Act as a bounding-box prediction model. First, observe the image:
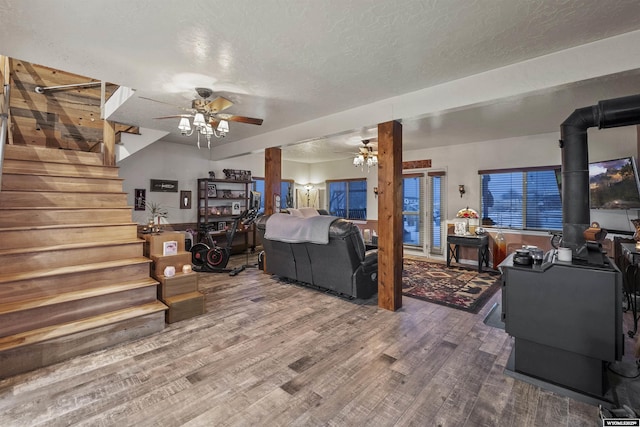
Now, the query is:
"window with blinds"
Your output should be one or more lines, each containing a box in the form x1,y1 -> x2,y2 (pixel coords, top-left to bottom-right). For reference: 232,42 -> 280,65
402,175 -> 422,246
252,179 -> 294,214
429,173 -> 444,254
327,179 -> 367,219
479,167 -> 562,231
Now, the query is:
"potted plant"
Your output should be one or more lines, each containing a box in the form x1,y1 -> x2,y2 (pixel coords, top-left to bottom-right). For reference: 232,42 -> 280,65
146,201 -> 168,232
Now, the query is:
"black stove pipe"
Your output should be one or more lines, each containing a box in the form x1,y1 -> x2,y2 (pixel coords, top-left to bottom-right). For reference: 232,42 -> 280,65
561,94 -> 640,252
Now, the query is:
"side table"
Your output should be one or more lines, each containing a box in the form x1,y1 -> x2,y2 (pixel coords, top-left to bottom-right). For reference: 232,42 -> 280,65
446,234 -> 490,272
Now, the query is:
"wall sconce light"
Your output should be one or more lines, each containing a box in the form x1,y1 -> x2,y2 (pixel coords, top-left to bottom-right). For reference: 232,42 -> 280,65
304,184 -> 313,207
458,184 -> 465,198
373,187 -> 379,197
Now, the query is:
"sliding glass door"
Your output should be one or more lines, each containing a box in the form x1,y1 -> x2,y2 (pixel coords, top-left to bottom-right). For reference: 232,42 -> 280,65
402,175 -> 422,247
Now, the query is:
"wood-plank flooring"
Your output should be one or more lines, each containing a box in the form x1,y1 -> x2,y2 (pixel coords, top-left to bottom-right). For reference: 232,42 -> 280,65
0,254 -> 637,426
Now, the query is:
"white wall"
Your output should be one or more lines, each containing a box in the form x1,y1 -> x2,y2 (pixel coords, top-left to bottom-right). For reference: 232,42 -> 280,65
403,126 -> 639,232
119,142 -> 313,224
119,141 -> 212,225
304,126 -> 638,232
120,126 -> 639,232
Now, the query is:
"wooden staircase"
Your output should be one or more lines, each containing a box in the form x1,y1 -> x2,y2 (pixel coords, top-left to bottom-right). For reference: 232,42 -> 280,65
0,144 -> 167,378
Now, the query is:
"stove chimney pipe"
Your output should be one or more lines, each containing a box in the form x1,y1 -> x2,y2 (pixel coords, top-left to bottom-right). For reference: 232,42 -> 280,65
560,94 -> 640,252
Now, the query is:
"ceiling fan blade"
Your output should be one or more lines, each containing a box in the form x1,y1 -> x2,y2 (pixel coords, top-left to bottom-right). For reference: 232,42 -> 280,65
139,96 -> 193,112
153,114 -> 194,119
216,113 -> 264,125
204,96 -> 234,113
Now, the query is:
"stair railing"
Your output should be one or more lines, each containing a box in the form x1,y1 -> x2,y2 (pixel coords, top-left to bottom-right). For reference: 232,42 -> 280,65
0,82 -> 9,191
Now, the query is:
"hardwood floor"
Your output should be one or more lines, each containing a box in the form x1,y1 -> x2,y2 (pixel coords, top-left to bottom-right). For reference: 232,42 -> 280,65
0,254 -> 637,426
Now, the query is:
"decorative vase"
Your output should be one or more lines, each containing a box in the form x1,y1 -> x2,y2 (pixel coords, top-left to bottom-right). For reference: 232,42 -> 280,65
164,266 -> 176,277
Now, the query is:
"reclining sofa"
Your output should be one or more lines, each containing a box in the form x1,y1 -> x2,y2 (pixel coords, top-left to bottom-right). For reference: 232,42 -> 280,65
255,212 -> 378,299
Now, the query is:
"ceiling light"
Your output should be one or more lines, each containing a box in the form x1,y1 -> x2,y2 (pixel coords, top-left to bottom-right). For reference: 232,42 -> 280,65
217,120 -> 229,133
353,148 -> 377,172
178,117 -> 191,134
178,114 -> 228,149
192,113 -> 206,127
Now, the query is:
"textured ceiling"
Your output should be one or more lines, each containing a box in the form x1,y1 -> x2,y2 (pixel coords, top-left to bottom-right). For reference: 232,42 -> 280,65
1,0 -> 640,162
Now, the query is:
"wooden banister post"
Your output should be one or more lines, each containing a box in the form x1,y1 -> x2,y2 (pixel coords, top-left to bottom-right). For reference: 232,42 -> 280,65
103,119 -> 116,166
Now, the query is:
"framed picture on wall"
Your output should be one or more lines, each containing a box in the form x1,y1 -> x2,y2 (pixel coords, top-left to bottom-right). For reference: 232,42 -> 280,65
134,189 -> 146,211
180,190 -> 192,209
218,221 -> 226,231
150,179 -> 178,192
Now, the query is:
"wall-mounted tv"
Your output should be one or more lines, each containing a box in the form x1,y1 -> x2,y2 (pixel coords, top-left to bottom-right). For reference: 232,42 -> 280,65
589,156 -> 640,209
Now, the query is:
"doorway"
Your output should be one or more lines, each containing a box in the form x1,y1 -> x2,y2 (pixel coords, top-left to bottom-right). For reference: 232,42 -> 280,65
402,172 -> 445,256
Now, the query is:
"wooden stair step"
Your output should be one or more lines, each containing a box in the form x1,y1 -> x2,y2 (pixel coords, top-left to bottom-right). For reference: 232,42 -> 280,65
0,207 -> 132,226
0,301 -> 168,352
0,190 -> 128,208
0,240 -> 145,275
0,261 -> 153,304
3,158 -> 120,179
0,223 -> 138,250
0,282 -> 160,337
0,279 -> 158,316
0,257 -> 152,285
0,222 -> 136,232
1,173 -> 124,193
0,239 -> 142,256
3,144 -> 104,166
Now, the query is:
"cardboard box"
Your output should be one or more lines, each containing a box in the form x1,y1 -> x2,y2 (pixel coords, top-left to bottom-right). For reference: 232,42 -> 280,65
143,232 -> 185,257
165,291 -> 205,323
150,252 -> 192,277
157,272 -> 198,299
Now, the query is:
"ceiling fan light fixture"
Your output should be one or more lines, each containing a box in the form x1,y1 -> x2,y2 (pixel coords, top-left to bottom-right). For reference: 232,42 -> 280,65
353,139 -> 378,172
217,119 -> 229,133
178,117 -> 191,134
192,113 -> 206,127
202,123 -> 214,135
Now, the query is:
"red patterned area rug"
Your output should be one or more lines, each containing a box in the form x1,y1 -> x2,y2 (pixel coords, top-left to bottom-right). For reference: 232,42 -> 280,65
402,259 -> 502,313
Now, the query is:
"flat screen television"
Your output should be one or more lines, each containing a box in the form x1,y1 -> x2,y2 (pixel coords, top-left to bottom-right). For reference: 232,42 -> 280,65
589,156 -> 640,209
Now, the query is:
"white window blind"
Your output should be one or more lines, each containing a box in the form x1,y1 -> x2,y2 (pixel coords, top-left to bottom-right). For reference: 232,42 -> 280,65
479,167 -> 561,231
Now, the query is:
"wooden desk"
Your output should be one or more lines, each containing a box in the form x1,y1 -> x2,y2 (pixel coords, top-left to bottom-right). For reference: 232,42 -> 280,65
447,234 -> 490,272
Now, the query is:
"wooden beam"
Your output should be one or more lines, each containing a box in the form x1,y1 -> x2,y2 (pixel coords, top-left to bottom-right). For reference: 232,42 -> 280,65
377,120 -> 403,311
264,147 -> 282,215
403,159 -> 431,169
103,120 -> 116,166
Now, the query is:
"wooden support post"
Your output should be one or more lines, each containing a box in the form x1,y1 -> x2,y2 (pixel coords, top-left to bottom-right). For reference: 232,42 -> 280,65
103,119 -> 116,166
265,147 -> 282,215
377,120 -> 403,311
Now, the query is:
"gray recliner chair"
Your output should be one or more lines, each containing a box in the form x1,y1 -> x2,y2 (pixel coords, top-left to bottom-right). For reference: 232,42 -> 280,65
255,214 -> 378,299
